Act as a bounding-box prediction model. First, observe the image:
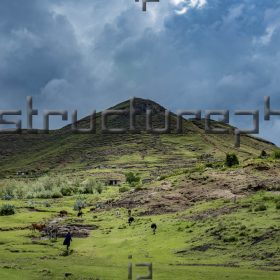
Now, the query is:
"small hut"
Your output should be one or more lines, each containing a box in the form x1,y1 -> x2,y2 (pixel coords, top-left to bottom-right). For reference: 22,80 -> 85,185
107,179 -> 121,186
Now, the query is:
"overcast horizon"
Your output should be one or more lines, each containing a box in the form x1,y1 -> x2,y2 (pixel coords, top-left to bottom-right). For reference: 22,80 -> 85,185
1,0 -> 280,145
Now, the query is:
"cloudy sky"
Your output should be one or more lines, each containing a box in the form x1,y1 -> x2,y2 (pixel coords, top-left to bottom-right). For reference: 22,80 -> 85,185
1,0 -> 280,144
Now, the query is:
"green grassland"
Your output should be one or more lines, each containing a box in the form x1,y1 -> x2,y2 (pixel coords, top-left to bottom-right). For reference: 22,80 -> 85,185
0,188 -> 279,280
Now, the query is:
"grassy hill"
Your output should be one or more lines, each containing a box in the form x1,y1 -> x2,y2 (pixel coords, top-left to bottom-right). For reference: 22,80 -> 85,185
0,98 -> 275,179
0,98 -> 279,280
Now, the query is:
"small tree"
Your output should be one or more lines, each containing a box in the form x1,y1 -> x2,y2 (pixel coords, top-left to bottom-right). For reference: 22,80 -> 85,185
225,153 -> 239,167
95,181 -> 104,194
125,172 -> 140,186
0,204 -> 15,216
260,150 -> 268,158
2,185 -> 15,200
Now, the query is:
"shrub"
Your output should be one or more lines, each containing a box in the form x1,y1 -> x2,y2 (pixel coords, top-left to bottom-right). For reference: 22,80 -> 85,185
273,149 -> 280,159
1,184 -> 15,200
125,172 -> 140,186
61,185 -> 75,196
1,194 -> 13,201
260,150 -> 268,158
82,178 -> 95,194
73,199 -> 86,211
0,204 -> 15,216
223,236 -> 238,242
255,203 -> 267,212
36,176 -> 54,191
159,175 -> 167,180
119,186 -> 130,193
276,201 -> 280,210
44,202 -> 51,208
51,190 -> 63,199
225,153 -> 239,167
14,186 -> 25,199
95,181 -> 104,194
82,178 -> 104,194
26,192 -> 35,199
262,194 -> 274,201
134,184 -> 143,191
36,190 -> 52,199
0,176 -> 100,200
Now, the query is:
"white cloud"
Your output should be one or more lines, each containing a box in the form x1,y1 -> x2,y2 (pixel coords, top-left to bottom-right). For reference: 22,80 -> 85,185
254,25 -> 276,46
171,0 -> 207,15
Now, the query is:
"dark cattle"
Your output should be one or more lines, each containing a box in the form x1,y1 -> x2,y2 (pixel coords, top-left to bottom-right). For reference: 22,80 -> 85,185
128,217 -> 134,226
77,211 -> 84,218
128,209 -> 132,217
151,223 -> 157,235
59,210 -> 68,217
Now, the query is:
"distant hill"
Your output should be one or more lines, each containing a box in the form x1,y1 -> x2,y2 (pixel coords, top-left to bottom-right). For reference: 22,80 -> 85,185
0,98 -> 276,178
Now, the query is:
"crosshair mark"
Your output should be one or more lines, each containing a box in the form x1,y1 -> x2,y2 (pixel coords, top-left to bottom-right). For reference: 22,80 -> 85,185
135,0 -> 160,12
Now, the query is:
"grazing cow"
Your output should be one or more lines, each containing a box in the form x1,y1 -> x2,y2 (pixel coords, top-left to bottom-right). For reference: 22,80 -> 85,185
151,223 -> 157,235
31,223 -> 46,232
77,211 -> 84,218
59,210 -> 68,217
128,217 -> 134,226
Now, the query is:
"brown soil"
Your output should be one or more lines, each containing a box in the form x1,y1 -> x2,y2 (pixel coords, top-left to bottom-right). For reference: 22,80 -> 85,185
113,163 -> 280,215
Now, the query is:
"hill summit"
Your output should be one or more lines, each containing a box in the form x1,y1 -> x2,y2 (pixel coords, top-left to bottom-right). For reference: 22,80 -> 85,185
0,98 -> 275,178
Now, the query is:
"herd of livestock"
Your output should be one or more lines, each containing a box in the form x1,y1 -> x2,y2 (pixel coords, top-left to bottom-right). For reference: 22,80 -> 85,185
30,208 -> 158,242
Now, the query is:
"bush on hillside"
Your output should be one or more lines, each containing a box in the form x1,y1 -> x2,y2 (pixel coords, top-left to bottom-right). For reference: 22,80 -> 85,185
273,149 -> 280,159
73,199 -> 87,211
0,176 -> 104,200
81,178 -> 104,194
119,186 -> 130,193
225,153 -> 239,167
1,193 -> 13,201
276,201 -> 280,210
1,185 -> 15,200
81,178 -> 96,194
223,236 -> 238,242
255,203 -> 267,212
95,181 -> 104,194
0,204 -> 15,216
61,185 -> 75,196
125,172 -> 140,186
134,184 -> 144,191
51,190 -> 63,198
260,150 -> 268,158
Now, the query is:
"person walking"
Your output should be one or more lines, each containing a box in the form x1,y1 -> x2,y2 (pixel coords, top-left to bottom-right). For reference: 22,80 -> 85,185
63,231 -> 72,251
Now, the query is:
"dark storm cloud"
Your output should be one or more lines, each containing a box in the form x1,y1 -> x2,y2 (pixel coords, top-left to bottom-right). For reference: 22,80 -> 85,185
0,0 -> 280,143
0,0 -> 83,109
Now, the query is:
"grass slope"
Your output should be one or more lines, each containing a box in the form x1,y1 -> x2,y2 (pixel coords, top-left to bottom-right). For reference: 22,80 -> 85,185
0,98 -> 276,178
0,189 -> 279,280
